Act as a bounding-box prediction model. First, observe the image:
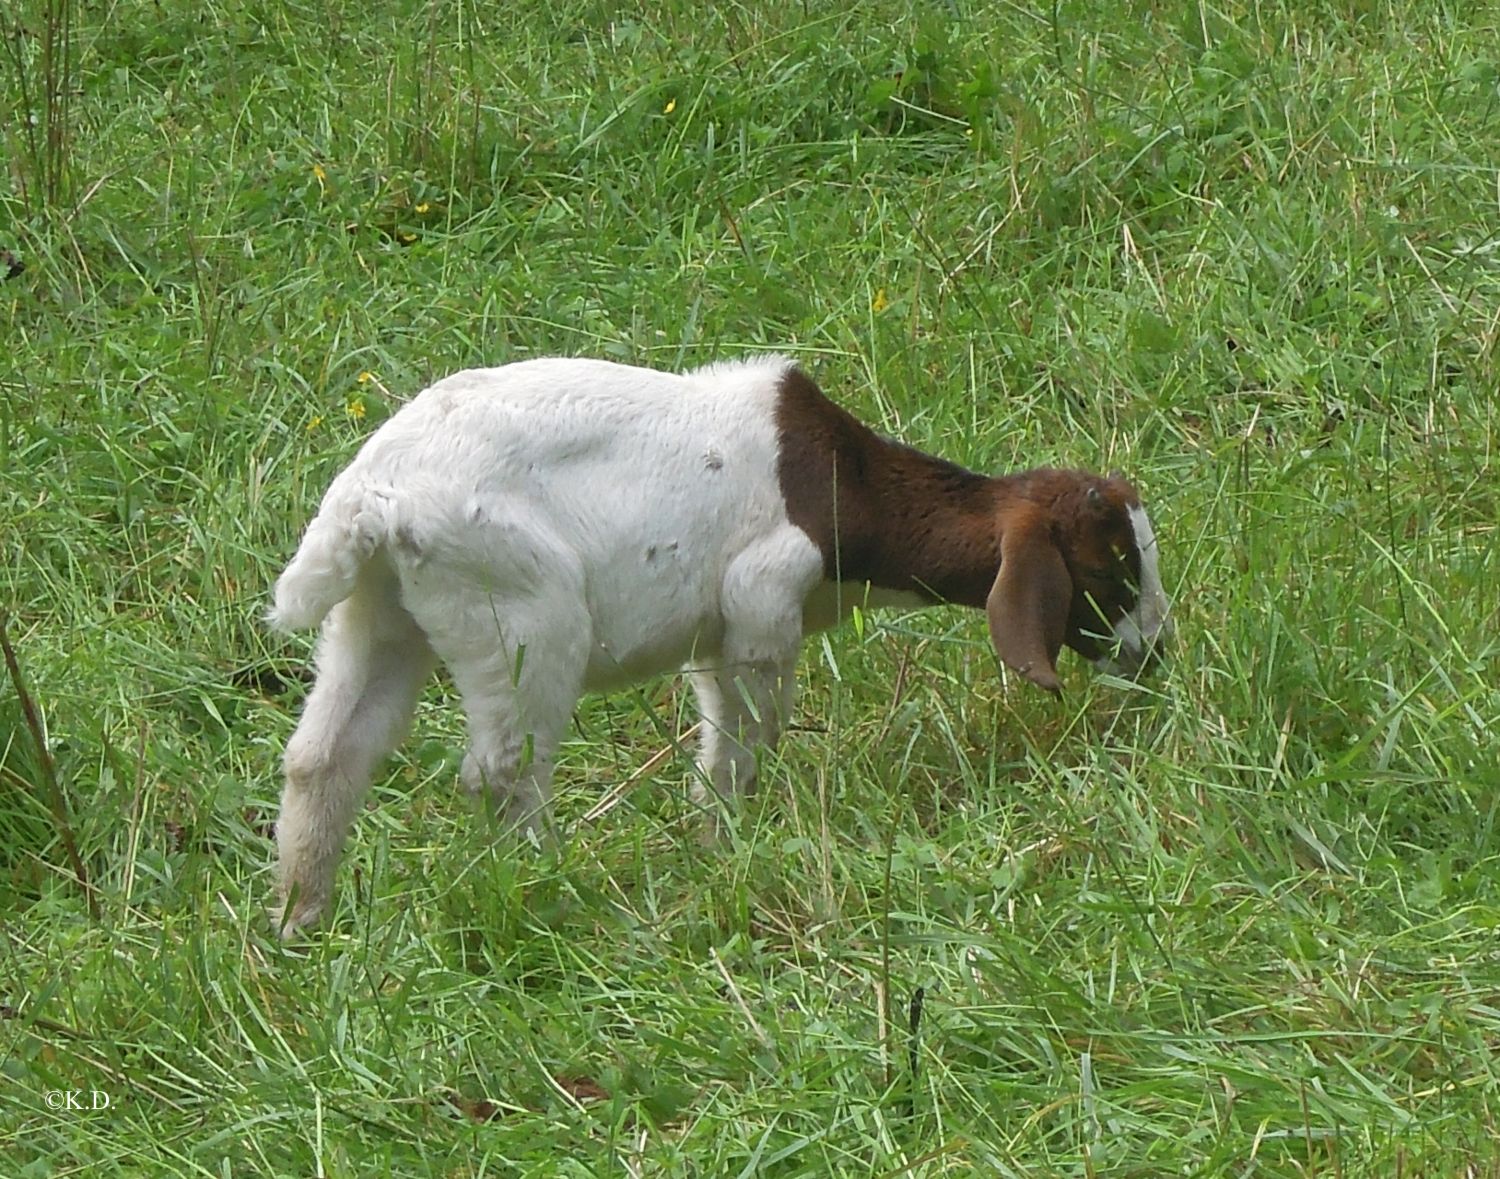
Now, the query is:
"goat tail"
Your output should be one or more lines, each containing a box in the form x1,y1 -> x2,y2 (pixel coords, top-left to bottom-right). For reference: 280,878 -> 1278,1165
266,478 -> 392,632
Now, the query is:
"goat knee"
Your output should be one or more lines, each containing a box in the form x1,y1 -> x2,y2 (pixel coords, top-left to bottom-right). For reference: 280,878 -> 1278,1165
461,743 -> 555,839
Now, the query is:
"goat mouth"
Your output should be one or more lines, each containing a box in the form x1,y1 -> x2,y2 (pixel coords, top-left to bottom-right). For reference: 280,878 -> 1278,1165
1088,605 -> 1173,678
1092,632 -> 1168,679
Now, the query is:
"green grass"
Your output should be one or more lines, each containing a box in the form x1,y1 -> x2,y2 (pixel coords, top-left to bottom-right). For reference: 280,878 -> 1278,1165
3,0 -> 1499,1173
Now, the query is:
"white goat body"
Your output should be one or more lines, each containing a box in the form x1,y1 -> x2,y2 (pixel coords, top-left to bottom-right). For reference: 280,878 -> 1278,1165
269,355 -> 1169,934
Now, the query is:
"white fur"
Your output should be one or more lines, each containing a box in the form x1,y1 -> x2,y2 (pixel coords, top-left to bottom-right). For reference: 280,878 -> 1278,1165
269,356 -> 824,934
1099,504 -> 1171,672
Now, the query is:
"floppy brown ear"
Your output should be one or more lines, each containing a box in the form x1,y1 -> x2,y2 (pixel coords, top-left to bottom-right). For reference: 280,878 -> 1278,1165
986,518 -> 1072,693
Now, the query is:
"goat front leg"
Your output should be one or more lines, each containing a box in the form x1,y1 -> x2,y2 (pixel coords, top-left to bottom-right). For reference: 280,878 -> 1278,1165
686,657 -> 798,817
689,526 -> 819,831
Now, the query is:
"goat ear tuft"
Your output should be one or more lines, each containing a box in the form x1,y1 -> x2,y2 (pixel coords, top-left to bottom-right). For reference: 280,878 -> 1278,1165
986,516 -> 1071,693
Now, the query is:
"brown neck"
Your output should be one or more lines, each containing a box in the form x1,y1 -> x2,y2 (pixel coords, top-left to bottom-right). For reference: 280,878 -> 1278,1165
775,368 -> 1005,608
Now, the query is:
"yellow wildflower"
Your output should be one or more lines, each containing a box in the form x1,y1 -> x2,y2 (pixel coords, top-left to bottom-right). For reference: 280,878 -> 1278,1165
306,414 -> 324,432
664,98 -> 677,114
346,397 -> 366,420
415,202 -> 431,214
872,287 -> 888,314
312,162 -> 327,194
357,371 -> 373,384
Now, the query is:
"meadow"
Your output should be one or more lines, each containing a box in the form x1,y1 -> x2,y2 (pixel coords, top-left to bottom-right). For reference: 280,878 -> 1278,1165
3,0 -> 1498,1173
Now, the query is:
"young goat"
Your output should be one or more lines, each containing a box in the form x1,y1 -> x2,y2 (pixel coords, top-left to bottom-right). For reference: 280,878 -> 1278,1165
268,355 -> 1171,934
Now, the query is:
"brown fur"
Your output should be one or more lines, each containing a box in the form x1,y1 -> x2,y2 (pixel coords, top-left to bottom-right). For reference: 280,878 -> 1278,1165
774,366 -> 1149,691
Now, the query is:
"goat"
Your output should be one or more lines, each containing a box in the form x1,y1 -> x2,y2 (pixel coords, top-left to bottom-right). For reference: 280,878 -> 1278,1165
267,355 -> 1171,934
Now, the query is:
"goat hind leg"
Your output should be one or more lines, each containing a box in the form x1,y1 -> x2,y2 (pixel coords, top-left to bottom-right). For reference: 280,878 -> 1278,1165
273,589 -> 434,936
418,591 -> 589,844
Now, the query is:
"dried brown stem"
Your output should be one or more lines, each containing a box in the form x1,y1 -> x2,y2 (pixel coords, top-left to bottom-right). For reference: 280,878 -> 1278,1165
0,610 -> 98,920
